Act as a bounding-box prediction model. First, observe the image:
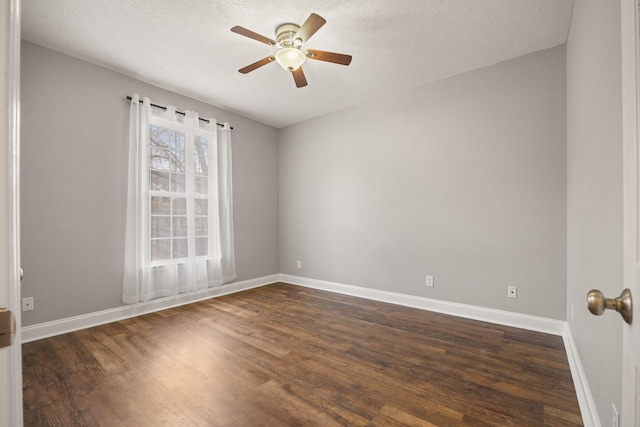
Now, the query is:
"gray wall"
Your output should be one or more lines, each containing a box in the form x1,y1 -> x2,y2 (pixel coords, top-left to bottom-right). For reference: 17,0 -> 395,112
20,41 -> 280,326
279,46 -> 567,319
21,41 -> 569,325
566,0 -> 623,422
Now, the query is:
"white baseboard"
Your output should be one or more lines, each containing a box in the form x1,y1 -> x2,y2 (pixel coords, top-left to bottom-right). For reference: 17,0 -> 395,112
21,274 -> 279,343
21,273 -> 566,341
562,324 -> 601,427
279,274 -> 566,336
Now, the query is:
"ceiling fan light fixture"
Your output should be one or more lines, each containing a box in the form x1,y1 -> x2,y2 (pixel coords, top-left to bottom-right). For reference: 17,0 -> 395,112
275,47 -> 305,71
232,13 -> 351,87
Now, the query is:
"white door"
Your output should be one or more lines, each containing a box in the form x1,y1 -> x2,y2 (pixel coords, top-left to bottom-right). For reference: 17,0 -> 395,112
0,0 -> 22,426
622,0 -> 640,425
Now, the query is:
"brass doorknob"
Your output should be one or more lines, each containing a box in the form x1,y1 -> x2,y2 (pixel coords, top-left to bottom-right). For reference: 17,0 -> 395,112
587,288 -> 633,325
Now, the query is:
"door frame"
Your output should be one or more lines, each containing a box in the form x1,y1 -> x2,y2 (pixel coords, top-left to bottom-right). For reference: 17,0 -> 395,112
621,0 -> 640,425
1,0 -> 22,425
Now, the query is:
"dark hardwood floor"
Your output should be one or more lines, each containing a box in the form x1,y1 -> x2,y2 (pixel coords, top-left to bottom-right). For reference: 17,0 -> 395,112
22,282 -> 583,426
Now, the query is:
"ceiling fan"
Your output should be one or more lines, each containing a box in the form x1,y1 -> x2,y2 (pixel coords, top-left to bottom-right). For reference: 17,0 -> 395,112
231,13 -> 352,88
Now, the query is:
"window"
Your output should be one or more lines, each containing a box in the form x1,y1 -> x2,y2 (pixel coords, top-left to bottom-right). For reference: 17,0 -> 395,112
149,125 -> 187,261
148,125 -> 212,263
123,95 -> 235,304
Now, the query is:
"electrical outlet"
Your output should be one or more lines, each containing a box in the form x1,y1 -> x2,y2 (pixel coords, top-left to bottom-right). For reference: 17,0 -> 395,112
296,260 -> 302,269
507,286 -> 517,299
426,275 -> 434,287
22,297 -> 34,312
612,403 -> 619,427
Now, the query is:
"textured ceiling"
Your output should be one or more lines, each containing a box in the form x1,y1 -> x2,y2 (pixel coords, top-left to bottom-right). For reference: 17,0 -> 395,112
21,0 -> 574,128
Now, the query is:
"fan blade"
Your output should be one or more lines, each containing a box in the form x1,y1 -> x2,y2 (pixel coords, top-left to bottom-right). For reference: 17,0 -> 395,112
231,26 -> 277,46
305,49 -> 352,66
239,56 -> 275,74
292,67 -> 308,88
294,13 -> 326,44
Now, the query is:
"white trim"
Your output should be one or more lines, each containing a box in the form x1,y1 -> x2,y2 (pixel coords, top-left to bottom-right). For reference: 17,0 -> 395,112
621,1 -> 640,426
23,273 -> 570,340
279,274 -> 565,336
5,0 -> 22,426
21,274 -> 279,343
563,324 -> 600,427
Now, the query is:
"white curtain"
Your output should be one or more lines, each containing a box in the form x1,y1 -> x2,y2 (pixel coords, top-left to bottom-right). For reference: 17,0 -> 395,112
123,94 -> 236,304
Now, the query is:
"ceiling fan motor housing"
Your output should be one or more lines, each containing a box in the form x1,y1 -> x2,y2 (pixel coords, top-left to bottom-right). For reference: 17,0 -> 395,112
276,23 -> 302,47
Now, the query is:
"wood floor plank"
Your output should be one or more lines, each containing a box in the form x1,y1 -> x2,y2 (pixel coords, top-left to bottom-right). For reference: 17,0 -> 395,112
23,282 -> 583,426
379,405 -> 445,426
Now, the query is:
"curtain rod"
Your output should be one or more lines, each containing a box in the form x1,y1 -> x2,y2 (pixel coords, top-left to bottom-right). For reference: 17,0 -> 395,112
125,96 -> 233,130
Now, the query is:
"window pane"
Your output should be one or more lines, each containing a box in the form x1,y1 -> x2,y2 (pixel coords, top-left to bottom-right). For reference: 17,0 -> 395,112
150,125 -> 169,148
196,237 -> 208,257
150,147 -> 171,170
195,198 -> 208,215
172,132 -> 185,151
151,216 -> 170,238
173,197 -> 186,215
173,216 -> 188,237
172,173 -> 186,192
171,149 -> 185,173
194,136 -> 208,175
195,176 -> 208,195
151,196 -> 171,215
151,126 -> 183,149
173,238 -> 188,258
151,126 -> 186,173
195,217 -> 208,236
151,239 -> 171,261
150,170 -> 170,191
